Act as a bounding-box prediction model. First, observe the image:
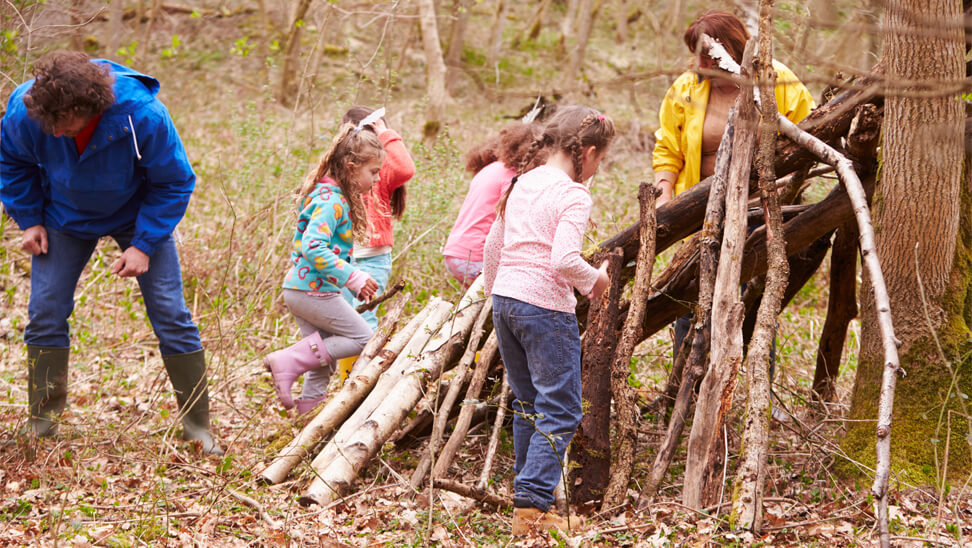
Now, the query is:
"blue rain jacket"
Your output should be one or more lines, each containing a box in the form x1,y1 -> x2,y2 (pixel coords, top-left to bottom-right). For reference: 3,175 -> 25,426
0,60 -> 195,256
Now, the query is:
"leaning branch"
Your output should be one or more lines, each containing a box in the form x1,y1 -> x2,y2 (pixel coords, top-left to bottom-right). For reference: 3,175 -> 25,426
776,114 -> 902,547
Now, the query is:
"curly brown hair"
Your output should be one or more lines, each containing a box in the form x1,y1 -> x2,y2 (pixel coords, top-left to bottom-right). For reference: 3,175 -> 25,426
464,122 -> 538,174
22,51 -> 115,133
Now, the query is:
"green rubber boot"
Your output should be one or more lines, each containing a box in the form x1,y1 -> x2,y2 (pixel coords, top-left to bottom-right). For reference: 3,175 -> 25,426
162,349 -> 224,456
27,345 -> 70,437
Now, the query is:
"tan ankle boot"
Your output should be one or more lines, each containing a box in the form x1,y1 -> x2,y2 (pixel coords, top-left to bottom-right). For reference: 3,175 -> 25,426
512,507 -> 586,536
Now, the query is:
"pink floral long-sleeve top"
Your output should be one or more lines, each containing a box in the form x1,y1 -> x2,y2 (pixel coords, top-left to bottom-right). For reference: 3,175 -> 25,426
483,165 -> 600,313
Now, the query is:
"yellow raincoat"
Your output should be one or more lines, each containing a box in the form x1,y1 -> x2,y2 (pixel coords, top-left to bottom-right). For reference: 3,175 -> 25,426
652,60 -> 815,197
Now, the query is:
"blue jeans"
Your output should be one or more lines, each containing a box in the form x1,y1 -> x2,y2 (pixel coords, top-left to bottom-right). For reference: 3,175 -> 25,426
341,252 -> 391,330
492,295 -> 582,512
26,227 -> 201,355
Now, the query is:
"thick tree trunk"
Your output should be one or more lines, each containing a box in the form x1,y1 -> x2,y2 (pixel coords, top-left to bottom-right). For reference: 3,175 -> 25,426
846,2 -> 970,544
444,0 -> 472,91
571,249 -> 624,503
561,0 -> 596,87
277,0 -> 313,107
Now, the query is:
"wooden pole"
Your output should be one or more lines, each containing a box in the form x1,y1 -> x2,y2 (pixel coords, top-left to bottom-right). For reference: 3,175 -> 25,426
731,2 -> 787,529
683,39 -> 758,510
601,181 -> 658,512
776,114 -> 901,547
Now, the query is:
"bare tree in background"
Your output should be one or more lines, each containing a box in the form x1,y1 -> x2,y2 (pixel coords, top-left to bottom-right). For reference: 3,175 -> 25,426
277,0 -> 313,107
444,0 -> 472,92
560,0 -> 596,88
416,0 -> 448,142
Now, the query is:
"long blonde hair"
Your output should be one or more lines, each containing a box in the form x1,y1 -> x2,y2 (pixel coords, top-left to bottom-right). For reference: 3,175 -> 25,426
297,122 -> 384,242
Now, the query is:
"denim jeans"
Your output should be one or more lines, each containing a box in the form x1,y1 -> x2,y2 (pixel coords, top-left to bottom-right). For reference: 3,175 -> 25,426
492,295 -> 582,512
26,227 -> 201,355
340,252 -> 391,330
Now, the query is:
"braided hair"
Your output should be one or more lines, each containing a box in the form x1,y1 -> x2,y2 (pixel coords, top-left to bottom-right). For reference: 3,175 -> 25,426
496,106 -> 615,218
297,123 -> 385,242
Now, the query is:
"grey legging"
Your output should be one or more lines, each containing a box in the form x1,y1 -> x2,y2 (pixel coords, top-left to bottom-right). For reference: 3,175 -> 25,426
283,289 -> 373,399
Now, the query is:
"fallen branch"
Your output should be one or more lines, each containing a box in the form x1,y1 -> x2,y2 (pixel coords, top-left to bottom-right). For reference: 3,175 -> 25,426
300,282 -> 487,506
356,280 -> 406,313
411,296 -> 494,489
432,478 -> 510,508
601,181 -> 657,512
477,377 -> 510,491
777,114 -> 901,548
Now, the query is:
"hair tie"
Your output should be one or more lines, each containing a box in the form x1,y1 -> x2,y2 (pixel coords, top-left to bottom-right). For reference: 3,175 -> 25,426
598,115 -> 606,121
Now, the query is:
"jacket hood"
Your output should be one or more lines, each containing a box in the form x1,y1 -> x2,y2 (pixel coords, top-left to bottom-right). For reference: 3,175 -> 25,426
93,59 -> 161,111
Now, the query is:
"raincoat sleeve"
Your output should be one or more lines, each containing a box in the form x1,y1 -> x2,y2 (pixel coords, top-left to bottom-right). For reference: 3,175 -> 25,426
0,89 -> 45,229
652,77 -> 688,176
128,102 -> 196,256
773,61 -> 816,124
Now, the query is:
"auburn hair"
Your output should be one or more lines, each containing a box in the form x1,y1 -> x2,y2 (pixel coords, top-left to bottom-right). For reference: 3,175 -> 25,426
684,9 -> 750,65
464,122 -> 538,174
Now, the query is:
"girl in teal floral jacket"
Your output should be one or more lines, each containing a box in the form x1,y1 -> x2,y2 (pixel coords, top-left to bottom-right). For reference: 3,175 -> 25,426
264,123 -> 383,414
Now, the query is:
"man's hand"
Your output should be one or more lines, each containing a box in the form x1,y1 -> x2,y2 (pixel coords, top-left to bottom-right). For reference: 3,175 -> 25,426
111,247 -> 150,277
358,277 -> 380,303
21,225 -> 49,255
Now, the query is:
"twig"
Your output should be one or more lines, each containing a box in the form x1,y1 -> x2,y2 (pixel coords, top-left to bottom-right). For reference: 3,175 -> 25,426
431,478 -> 509,508
227,488 -> 281,528
476,377 -> 510,491
356,280 -> 406,313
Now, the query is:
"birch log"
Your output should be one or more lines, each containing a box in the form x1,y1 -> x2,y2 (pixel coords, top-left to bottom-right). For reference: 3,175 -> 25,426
731,6 -> 787,530
410,297 -> 494,489
776,114 -> 901,547
301,285 -> 487,506
305,298 -> 456,475
600,183 -> 658,512
683,40 -> 758,510
258,296 -> 416,485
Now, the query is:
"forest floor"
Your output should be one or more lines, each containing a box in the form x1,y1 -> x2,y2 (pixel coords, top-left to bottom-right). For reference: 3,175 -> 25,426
1,1 -> 971,546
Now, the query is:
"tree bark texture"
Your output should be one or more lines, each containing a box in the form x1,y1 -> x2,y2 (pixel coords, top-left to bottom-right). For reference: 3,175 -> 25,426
731,8 -> 786,530
561,0 -> 595,87
683,40 -> 758,510
571,248 -> 624,504
846,1 -> 969,544
276,0 -> 312,107
601,183 -> 657,512
444,0 -> 472,91
416,0 -> 448,141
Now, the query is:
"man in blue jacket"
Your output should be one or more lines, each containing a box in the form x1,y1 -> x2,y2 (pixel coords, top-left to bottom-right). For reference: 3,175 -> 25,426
1,51 -> 222,455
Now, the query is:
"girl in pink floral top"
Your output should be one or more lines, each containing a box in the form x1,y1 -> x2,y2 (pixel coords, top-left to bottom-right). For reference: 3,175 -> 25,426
264,122 -> 383,414
482,106 -> 614,534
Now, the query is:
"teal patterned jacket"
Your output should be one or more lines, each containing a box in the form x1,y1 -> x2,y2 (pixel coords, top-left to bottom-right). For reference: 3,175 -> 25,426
283,177 -> 359,292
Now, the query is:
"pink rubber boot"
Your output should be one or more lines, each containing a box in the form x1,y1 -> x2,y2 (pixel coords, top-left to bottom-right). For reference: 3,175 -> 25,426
263,332 -> 331,409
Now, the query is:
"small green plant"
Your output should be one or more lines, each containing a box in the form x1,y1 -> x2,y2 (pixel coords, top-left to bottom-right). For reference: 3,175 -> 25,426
161,34 -> 181,59
115,41 -> 138,66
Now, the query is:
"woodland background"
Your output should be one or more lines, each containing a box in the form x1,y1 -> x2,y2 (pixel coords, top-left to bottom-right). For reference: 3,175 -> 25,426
0,0 -> 969,546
